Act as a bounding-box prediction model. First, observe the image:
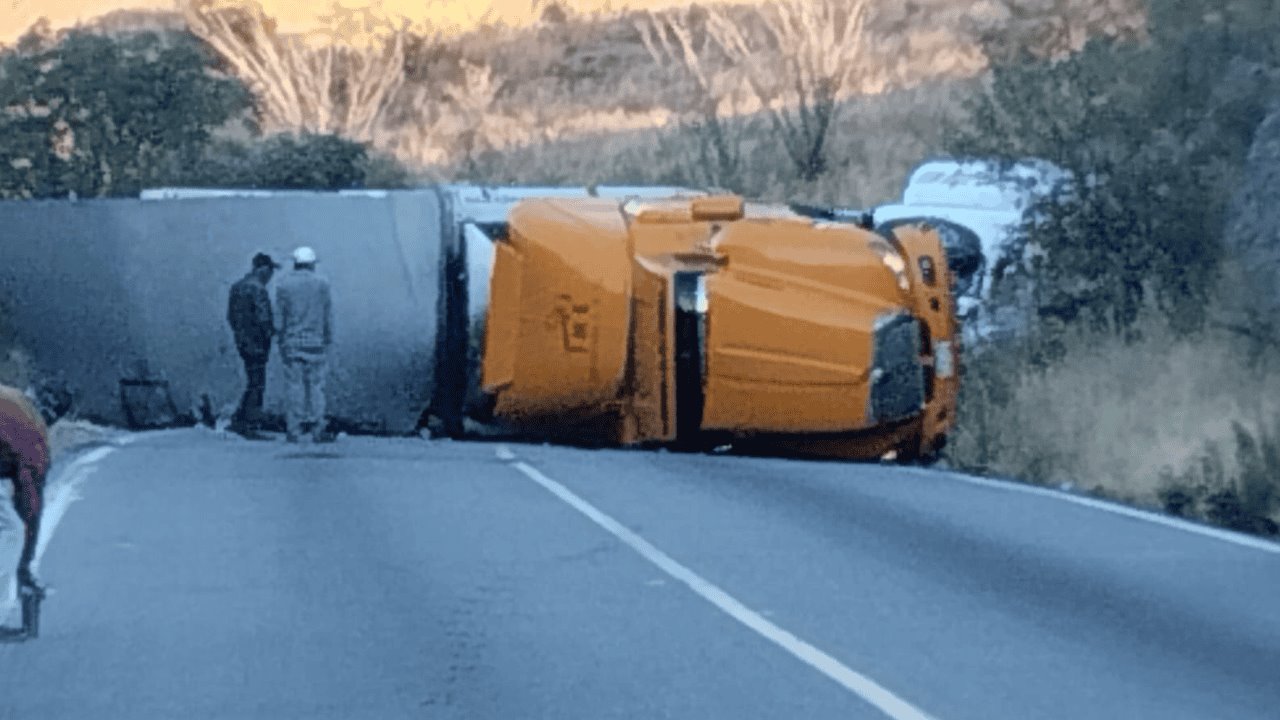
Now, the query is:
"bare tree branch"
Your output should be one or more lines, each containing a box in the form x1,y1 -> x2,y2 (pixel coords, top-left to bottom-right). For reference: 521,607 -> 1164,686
180,0 -> 408,143
635,8 -> 744,189
702,0 -> 875,181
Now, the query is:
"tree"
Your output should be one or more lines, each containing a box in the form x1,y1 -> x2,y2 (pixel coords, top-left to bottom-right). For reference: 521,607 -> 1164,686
635,7 -> 745,189
0,26 -> 251,199
181,0 -> 410,143
967,0 -> 1147,64
948,1 -> 1280,337
249,132 -> 369,189
701,0 -> 876,182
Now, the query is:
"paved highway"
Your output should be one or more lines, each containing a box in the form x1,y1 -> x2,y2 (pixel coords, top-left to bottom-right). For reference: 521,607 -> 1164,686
2,429 -> 1277,719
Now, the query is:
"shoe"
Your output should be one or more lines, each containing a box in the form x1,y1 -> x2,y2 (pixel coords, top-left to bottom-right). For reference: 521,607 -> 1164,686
0,626 -> 27,643
18,585 -> 45,602
285,433 -> 301,444
313,431 -> 337,444
18,570 -> 45,598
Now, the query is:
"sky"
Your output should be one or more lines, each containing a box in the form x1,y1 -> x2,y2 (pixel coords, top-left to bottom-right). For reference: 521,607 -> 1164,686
1,0 -> 706,42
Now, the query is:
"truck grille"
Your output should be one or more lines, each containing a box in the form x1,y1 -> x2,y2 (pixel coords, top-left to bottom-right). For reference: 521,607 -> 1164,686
868,313 -> 926,424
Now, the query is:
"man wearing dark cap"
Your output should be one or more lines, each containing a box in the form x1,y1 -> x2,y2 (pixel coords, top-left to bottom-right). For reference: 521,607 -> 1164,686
226,253 -> 279,438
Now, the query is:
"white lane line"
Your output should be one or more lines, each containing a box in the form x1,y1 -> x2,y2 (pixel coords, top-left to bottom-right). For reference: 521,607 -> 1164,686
911,468 -> 1280,555
34,443 -> 127,571
496,446 -> 937,720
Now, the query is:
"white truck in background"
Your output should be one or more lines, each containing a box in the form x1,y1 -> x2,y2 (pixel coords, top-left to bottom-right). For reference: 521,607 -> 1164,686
873,158 -> 1070,348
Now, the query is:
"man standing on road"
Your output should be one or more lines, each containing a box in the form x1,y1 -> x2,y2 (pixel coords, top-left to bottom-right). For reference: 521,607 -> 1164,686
0,383 -> 69,639
275,246 -> 334,444
226,253 -> 279,439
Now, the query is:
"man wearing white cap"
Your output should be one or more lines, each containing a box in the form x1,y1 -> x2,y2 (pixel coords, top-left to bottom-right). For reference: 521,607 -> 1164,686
275,246 -> 334,443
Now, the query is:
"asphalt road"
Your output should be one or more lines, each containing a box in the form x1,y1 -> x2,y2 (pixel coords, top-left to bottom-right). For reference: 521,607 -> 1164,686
2,429 -> 1278,720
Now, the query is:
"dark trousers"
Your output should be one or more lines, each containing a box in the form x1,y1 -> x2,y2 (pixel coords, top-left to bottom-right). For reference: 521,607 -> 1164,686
234,352 -> 268,429
3,476 -> 42,587
18,506 -> 38,584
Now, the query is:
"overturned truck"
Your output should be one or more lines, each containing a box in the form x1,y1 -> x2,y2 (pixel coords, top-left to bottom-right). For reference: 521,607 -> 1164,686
451,192 -> 960,462
0,185 -> 959,461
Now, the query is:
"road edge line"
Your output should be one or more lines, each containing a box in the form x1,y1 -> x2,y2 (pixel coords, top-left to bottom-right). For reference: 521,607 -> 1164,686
912,468 -> 1280,555
497,446 -> 938,720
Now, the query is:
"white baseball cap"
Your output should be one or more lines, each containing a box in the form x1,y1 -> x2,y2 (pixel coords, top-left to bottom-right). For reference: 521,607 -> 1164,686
292,246 -> 317,264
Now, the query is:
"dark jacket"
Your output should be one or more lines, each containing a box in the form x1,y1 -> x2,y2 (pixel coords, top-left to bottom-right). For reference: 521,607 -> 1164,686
227,273 -> 275,359
275,269 -> 333,354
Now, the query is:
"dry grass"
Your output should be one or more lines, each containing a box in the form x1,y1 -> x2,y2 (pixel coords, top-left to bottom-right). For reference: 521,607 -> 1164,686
369,0 -> 1140,173
948,311 -> 1280,530
443,75 -> 976,207
163,0 -> 1062,179
404,1 -> 991,175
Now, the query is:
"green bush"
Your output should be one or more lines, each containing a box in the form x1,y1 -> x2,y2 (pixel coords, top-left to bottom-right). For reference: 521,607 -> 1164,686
455,77 -> 972,208
0,26 -> 251,199
188,133 -> 410,191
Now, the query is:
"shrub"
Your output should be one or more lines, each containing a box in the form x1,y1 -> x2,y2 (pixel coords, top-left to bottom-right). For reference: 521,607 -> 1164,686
186,132 -> 413,190
948,0 -> 1280,338
1157,416 -> 1280,535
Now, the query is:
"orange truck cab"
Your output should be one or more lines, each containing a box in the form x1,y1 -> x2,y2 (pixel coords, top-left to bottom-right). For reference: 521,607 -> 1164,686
452,192 -> 959,462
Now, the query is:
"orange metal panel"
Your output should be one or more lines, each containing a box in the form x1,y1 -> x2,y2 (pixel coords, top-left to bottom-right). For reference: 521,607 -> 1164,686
486,199 -> 632,422
625,262 -> 673,443
701,220 -> 903,434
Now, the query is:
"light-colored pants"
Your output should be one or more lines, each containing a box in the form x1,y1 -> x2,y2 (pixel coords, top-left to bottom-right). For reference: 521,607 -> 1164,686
0,479 -> 21,625
283,350 -> 328,436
